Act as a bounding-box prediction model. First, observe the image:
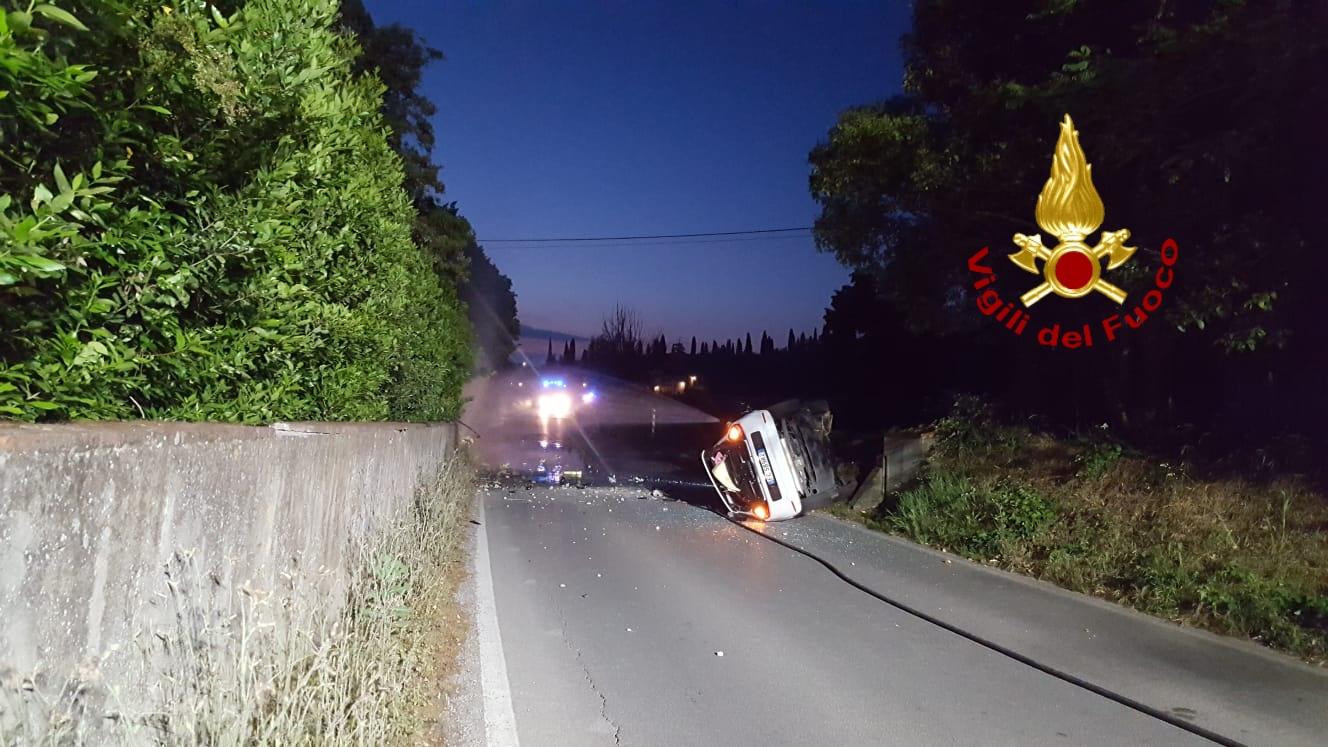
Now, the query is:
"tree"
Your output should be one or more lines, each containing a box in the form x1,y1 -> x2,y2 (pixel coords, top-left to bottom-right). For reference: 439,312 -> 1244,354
691,336 -> 698,356
586,304 -> 644,376
341,1 -> 519,371
787,329 -> 796,351
809,0 -> 1328,441
744,333 -> 753,355
460,231 -> 520,369
340,0 -> 443,202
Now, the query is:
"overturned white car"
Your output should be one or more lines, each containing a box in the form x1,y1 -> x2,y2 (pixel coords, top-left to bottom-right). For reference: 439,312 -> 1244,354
701,400 -> 840,521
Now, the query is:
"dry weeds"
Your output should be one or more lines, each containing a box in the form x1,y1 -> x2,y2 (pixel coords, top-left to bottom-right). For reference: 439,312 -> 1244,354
1,453 -> 475,745
836,415 -> 1328,665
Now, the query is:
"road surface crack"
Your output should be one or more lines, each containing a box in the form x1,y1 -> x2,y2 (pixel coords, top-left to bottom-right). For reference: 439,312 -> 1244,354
554,597 -> 622,745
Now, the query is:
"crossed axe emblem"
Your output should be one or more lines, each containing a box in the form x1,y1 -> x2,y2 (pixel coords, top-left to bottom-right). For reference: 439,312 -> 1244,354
1009,229 -> 1135,306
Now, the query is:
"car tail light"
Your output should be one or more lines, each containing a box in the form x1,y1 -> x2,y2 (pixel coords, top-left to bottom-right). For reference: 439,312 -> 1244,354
753,502 -> 769,521
725,424 -> 743,443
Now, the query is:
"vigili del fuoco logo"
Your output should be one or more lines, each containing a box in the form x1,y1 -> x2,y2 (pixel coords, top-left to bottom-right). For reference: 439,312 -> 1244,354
966,115 -> 1178,349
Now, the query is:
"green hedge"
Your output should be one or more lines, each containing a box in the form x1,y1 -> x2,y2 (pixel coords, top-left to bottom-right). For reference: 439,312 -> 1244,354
0,0 -> 471,422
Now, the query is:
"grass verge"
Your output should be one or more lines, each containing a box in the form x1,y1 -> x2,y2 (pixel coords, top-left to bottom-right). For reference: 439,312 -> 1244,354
829,402 -> 1328,665
1,452 -> 474,745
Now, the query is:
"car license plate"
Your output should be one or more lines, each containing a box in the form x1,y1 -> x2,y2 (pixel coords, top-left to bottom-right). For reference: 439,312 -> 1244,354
756,448 -> 775,485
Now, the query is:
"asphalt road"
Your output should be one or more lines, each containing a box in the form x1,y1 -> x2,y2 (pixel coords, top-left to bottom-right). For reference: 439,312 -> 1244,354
455,369 -> 1328,745
478,482 -> 1205,746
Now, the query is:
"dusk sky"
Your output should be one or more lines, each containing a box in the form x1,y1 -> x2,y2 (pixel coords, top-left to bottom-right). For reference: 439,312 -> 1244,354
363,1 -> 908,344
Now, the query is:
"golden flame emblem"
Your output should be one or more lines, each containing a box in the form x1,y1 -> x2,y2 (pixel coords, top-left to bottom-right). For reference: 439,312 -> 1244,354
1010,115 -> 1136,306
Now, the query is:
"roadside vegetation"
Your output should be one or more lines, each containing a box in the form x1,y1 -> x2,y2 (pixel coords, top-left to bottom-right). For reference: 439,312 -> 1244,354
832,399 -> 1328,666
1,454 -> 474,745
0,0 -> 522,423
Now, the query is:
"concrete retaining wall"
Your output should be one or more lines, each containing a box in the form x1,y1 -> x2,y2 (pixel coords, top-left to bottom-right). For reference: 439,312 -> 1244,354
850,431 -> 934,514
0,420 -> 457,718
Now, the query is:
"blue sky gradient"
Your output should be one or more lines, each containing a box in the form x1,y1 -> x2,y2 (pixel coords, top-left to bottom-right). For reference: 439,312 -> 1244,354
363,0 -> 908,343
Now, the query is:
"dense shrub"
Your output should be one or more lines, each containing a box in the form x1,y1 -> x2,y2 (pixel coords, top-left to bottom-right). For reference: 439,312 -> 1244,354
891,473 -> 1056,560
0,0 -> 470,423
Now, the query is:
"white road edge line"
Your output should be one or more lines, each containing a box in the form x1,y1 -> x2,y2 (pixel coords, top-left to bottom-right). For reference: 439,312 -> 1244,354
475,494 -> 521,746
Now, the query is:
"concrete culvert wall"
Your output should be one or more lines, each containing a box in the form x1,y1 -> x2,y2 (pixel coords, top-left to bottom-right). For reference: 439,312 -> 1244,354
0,421 -> 460,740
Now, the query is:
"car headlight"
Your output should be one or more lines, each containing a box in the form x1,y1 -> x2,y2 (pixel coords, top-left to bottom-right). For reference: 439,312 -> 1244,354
537,392 -> 573,419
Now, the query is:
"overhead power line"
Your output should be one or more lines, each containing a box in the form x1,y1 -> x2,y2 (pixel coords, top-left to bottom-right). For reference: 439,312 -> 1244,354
483,233 -> 814,251
478,226 -> 812,243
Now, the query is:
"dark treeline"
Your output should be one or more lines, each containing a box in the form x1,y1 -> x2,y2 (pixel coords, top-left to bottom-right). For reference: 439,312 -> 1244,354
559,297 -> 952,429
570,329 -> 820,374
555,323 -> 828,419
547,306 -> 878,424
803,0 -> 1328,464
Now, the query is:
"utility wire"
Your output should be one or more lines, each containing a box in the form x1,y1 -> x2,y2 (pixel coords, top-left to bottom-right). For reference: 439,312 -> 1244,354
478,226 -> 812,243
728,518 -> 1246,747
483,233 -> 814,251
